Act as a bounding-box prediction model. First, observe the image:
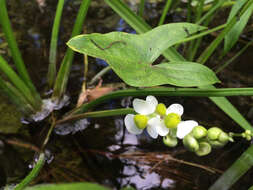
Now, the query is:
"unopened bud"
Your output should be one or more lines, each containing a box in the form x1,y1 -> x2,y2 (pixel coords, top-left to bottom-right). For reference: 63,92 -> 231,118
192,126 -> 207,139
195,142 -> 211,156
207,127 -> 222,140
163,135 -> 178,147
183,134 -> 199,152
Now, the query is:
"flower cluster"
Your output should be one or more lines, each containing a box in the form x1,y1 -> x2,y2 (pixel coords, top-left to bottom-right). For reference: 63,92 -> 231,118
124,95 -> 190,139
124,96 -> 239,156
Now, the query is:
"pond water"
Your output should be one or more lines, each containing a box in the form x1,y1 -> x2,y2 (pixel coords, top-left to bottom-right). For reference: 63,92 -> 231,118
0,0 -> 253,190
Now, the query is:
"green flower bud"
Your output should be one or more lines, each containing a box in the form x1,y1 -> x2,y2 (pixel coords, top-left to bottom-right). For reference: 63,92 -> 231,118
163,135 -> 178,147
218,132 -> 229,143
195,142 -> 212,156
245,130 -> 252,136
208,140 -> 226,148
155,103 -> 167,116
246,135 -> 252,141
134,114 -> 148,129
183,134 -> 199,152
207,127 -> 222,140
164,113 -> 181,129
192,126 -> 207,139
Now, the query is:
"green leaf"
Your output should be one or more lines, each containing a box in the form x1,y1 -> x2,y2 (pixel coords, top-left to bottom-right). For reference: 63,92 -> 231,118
224,0 -> 253,54
209,144 -> 253,190
68,23 -> 219,87
23,183 -> 110,190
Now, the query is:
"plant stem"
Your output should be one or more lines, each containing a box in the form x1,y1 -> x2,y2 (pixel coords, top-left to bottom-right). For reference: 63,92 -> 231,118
56,108 -> 135,124
88,66 -> 111,86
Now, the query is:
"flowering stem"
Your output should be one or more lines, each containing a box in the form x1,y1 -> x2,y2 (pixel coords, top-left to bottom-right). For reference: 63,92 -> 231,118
68,87 -> 253,116
56,108 -> 135,125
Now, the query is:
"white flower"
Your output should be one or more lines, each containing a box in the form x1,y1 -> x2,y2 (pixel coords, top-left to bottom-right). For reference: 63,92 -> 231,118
154,103 -> 184,137
124,96 -> 185,139
124,95 -> 159,138
176,120 -> 198,139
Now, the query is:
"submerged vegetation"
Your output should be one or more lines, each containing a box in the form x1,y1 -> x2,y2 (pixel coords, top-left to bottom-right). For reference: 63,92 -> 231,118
1,0 -> 253,189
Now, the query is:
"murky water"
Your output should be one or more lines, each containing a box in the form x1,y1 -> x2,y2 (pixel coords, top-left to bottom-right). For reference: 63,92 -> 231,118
0,0 -> 253,189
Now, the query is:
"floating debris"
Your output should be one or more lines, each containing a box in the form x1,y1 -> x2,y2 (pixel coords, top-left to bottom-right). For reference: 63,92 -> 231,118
54,119 -> 90,135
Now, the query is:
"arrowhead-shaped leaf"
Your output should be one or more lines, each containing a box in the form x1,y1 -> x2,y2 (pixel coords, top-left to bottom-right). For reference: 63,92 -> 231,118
67,23 -> 220,87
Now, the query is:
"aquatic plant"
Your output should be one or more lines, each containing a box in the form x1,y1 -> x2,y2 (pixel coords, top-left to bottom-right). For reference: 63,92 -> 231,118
1,0 -> 253,190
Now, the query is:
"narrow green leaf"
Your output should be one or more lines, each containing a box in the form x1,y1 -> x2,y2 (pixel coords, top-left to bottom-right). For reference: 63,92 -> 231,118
48,0 -> 65,88
15,153 -> 45,190
209,144 -> 253,190
216,40 -> 253,73
224,1 -> 253,54
0,55 -> 39,110
0,77 -> 34,114
138,0 -> 145,17
197,0 -> 253,64
0,0 -> 41,104
158,0 -> 172,26
23,183 -> 110,190
53,0 -> 91,99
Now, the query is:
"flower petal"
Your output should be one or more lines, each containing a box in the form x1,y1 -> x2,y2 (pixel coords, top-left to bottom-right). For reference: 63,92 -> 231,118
133,98 -> 155,115
156,122 -> 170,136
148,117 -> 169,136
124,114 -> 143,135
176,120 -> 198,139
146,95 -> 158,108
166,103 -> 184,116
147,125 -> 158,139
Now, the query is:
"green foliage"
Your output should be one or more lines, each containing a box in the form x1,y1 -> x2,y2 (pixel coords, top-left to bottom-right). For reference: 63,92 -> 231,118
224,0 -> 253,55
52,0 -> 91,99
104,0 -> 252,134
48,0 -> 65,88
68,23 -> 219,87
23,183 -> 110,190
209,144 -> 253,190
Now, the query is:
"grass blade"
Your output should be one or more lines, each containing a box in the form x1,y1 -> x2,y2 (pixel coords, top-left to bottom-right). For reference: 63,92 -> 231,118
197,0 -> 253,64
224,0 -> 253,55
104,0 -> 252,130
0,55 -> 40,110
0,77 -> 34,114
197,0 -> 227,25
216,40 -> 253,73
0,0 -> 41,103
14,153 -> 45,190
209,144 -> 253,190
138,0 -> 145,17
52,0 -> 91,99
158,0 -> 172,26
47,0 -> 65,88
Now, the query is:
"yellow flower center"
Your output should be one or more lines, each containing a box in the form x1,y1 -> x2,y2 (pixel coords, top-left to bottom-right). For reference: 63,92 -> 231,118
155,103 -> 166,116
164,113 -> 180,128
134,114 -> 148,129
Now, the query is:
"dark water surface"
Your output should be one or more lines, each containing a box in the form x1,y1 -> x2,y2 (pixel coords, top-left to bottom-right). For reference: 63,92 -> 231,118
0,0 -> 253,189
